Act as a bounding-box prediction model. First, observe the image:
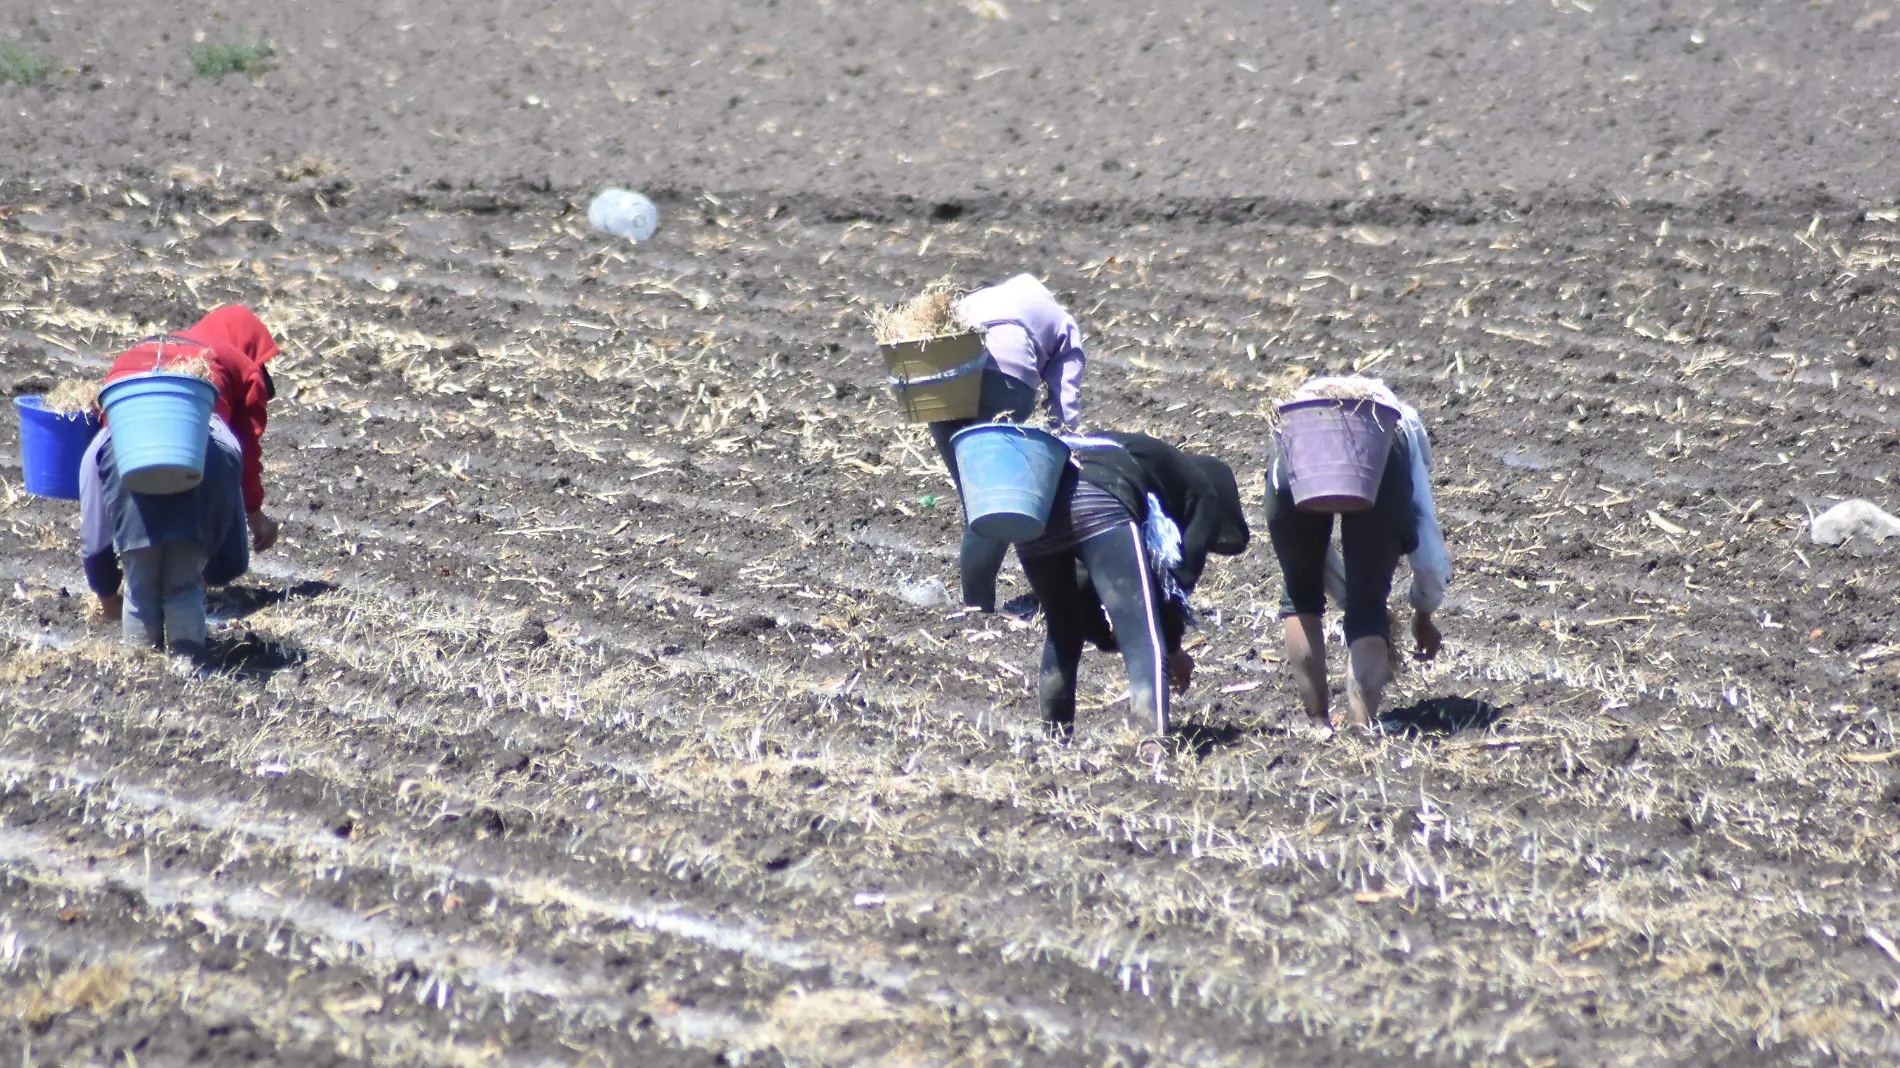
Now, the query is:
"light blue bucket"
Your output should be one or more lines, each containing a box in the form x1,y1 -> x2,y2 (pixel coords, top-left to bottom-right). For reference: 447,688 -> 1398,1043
949,424 -> 1071,542
98,373 -> 218,495
15,396 -> 101,500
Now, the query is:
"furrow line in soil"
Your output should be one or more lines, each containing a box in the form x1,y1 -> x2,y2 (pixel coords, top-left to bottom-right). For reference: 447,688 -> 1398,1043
0,627 -> 1884,1056
0,701 -> 1327,1066
0,871 -> 642,1068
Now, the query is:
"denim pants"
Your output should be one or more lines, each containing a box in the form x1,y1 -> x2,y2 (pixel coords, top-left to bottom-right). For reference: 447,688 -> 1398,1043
927,367 -> 1038,611
121,543 -> 209,652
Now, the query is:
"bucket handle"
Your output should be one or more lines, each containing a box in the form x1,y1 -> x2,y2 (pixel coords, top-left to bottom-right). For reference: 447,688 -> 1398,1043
131,333 -> 213,374
887,352 -> 987,391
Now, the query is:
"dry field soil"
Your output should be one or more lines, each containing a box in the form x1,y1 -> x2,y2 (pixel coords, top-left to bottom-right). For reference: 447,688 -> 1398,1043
3,2 -> 1900,1065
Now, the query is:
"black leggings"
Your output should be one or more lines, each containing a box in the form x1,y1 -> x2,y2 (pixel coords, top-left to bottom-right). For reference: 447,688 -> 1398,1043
1021,521 -> 1173,736
928,367 -> 1036,610
1264,434 -> 1417,644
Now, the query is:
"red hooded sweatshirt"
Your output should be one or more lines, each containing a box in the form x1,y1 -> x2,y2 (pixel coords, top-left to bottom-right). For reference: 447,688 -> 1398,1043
104,305 -> 280,513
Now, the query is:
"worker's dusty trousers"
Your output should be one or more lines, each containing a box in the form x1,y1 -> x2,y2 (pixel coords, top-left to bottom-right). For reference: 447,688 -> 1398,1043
121,543 -> 209,653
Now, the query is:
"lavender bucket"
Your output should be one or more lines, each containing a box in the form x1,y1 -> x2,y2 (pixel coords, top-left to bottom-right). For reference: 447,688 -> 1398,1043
1276,397 -> 1401,513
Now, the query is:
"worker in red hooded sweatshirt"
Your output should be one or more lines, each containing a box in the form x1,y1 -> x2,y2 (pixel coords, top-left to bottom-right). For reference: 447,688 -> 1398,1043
101,305 -> 284,552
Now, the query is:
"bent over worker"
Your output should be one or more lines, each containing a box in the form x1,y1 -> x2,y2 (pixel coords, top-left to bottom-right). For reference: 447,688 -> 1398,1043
1263,376 -> 1449,728
929,274 -> 1087,612
81,418 -> 250,656
1014,432 -> 1249,738
102,305 -> 285,553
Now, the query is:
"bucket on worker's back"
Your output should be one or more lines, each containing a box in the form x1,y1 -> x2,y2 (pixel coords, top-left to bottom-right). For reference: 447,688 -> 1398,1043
14,396 -> 101,500
1276,397 -> 1401,513
880,331 -> 985,424
98,373 -> 218,495
949,423 -> 1070,542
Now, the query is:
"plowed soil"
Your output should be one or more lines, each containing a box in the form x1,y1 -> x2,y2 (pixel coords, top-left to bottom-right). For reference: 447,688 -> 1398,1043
3,2 -> 1900,1066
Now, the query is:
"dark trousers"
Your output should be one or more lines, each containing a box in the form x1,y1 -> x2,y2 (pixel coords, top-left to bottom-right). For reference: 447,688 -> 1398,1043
927,367 -> 1037,611
1264,434 -> 1417,643
1021,521 -> 1172,736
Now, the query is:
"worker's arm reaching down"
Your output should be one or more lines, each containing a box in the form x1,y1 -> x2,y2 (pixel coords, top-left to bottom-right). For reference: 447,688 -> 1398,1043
1318,401 -> 1449,657
954,274 -> 1087,428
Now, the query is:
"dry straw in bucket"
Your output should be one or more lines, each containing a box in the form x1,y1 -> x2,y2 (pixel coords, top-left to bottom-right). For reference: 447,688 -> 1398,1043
871,282 -> 987,424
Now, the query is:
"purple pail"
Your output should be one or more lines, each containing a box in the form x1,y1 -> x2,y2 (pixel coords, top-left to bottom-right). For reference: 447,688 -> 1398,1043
1276,397 -> 1401,513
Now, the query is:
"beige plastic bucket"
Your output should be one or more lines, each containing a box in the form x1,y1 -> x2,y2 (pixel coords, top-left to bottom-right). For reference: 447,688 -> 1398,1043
880,331 -> 985,424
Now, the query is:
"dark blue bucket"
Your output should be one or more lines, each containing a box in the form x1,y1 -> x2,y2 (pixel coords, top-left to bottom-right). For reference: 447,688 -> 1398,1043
99,373 -> 219,495
15,396 -> 101,500
950,424 -> 1071,542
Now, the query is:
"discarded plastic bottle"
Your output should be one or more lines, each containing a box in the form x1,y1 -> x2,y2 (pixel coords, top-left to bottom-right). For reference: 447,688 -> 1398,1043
588,188 -> 659,241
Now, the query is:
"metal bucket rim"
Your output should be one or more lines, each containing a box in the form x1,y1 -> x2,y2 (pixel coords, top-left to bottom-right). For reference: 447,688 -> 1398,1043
1276,395 -> 1402,421
948,422 -> 1068,450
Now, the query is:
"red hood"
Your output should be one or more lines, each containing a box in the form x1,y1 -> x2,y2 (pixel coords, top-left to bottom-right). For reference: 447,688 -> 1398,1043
185,305 -> 280,368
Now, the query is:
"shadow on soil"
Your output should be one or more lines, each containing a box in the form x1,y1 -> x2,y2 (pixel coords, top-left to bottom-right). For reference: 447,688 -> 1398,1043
1169,722 -> 1262,758
1377,696 -> 1506,735
199,630 -> 308,682
1168,696 -> 1507,757
208,579 -> 337,621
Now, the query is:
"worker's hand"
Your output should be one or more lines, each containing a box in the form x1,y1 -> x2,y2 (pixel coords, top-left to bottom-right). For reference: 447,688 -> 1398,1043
1412,610 -> 1443,661
97,593 -> 123,622
1168,649 -> 1195,693
249,510 -> 281,552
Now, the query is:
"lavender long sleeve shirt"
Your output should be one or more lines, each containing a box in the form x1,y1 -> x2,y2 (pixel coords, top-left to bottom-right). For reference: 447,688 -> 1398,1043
954,274 -> 1086,427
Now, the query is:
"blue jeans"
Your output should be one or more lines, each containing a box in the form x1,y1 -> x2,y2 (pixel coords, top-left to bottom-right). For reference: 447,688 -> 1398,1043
121,543 -> 209,653
927,368 -> 1038,611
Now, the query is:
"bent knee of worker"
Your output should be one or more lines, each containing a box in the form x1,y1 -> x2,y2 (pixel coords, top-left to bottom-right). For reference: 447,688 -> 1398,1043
1270,535 -> 1330,617
1278,585 -> 1326,619
1125,681 -> 1167,729
1038,666 -> 1073,698
1341,603 -> 1393,645
1038,662 -> 1079,710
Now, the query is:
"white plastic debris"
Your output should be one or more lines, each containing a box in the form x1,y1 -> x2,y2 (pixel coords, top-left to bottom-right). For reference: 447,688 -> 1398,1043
587,188 -> 659,241
1811,499 -> 1900,547
897,575 -> 952,609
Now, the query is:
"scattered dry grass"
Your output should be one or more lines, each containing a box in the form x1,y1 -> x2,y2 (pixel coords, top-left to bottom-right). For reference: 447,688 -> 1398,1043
4,187 -> 1900,1067
12,960 -> 132,1030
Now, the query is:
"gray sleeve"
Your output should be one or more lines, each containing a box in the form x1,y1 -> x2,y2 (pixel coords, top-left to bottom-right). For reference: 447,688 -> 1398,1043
78,432 -> 111,561
1402,414 -> 1450,612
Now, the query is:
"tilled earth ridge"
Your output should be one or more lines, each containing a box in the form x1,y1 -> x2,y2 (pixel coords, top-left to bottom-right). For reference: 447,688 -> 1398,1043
5,0 -> 1900,208
0,174 -> 1896,1067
